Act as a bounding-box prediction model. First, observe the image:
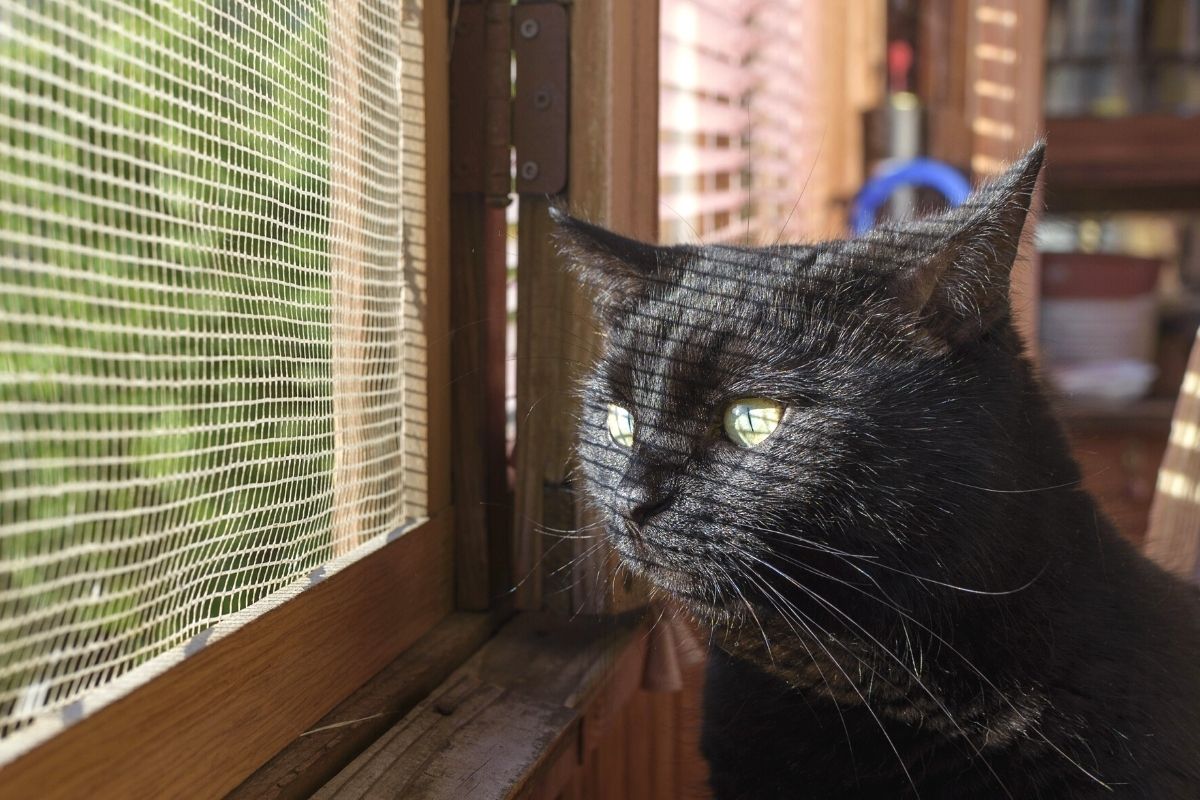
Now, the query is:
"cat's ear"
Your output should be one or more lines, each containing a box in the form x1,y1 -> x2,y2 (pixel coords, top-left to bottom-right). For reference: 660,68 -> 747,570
888,141 -> 1044,343
551,207 -> 667,321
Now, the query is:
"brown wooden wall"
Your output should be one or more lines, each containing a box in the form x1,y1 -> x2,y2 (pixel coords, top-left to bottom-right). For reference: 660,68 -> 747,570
528,662 -> 710,800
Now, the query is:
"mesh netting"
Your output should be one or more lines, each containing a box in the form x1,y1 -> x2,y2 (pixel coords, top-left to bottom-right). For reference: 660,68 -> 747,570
0,0 -> 423,750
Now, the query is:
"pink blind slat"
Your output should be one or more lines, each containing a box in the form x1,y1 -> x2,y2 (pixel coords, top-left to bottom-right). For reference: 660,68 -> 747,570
662,0 -> 758,58
660,189 -> 751,219
659,0 -> 826,245
661,39 -> 753,97
660,89 -> 749,137
660,145 -> 750,177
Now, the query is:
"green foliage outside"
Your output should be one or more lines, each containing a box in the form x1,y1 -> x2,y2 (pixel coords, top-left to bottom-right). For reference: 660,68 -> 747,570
0,0 -> 338,723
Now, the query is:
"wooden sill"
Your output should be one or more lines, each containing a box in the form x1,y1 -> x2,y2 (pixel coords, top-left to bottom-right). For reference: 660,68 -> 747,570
0,513 -> 455,800
226,611 -> 508,800
309,612 -> 649,800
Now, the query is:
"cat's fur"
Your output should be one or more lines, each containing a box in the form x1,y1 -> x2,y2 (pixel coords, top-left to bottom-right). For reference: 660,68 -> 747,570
558,143 -> 1200,799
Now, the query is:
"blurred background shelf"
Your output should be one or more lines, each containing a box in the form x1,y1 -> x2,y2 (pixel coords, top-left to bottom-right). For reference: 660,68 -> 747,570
1045,115 -> 1200,211
1053,396 -> 1177,433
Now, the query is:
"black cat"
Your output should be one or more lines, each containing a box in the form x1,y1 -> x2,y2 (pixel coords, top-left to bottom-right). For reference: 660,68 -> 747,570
558,143 -> 1200,799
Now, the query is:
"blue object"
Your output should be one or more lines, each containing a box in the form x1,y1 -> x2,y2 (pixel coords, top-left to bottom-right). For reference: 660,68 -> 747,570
850,158 -> 971,235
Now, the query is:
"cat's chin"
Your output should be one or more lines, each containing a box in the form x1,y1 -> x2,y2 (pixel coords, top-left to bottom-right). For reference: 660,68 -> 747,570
617,549 -> 693,592
609,539 -> 733,621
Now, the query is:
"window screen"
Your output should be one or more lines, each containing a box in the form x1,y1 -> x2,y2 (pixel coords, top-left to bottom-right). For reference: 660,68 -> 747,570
0,0 -> 428,756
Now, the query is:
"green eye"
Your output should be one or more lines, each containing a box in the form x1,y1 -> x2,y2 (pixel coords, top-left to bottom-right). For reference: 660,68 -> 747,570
606,403 -> 635,447
723,398 -> 783,448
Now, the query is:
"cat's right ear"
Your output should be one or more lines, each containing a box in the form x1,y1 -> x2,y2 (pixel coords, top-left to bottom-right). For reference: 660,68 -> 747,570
551,206 -> 666,321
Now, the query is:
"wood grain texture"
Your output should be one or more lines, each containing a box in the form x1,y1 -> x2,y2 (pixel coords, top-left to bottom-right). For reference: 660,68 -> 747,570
0,514 -> 454,800
314,613 -> 645,799
512,198 -> 590,611
227,611 -> 503,800
917,0 -> 972,171
623,685 -> 653,800
522,627 -> 711,800
419,0 -> 453,516
512,0 -> 660,614
315,675 -> 572,799
446,0 -> 513,610
449,198 -> 510,610
648,691 -> 677,799
543,675 -> 711,800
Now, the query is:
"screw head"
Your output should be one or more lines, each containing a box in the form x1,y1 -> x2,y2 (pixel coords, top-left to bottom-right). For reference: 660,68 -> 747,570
519,18 -> 540,38
533,89 -> 551,110
520,161 -> 539,181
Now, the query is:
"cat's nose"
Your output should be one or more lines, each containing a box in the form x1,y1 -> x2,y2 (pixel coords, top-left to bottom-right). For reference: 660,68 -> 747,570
621,488 -> 671,528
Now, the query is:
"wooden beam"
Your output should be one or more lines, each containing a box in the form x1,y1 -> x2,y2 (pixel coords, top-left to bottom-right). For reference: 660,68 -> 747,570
512,0 -> 660,613
513,198 -> 585,612
419,0 -> 453,517
450,199 -> 511,611
448,0 -> 513,611
0,514 -> 454,800
917,0 -> 972,171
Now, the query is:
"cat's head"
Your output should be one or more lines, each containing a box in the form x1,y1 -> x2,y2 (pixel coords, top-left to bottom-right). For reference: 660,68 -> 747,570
560,144 -> 1047,627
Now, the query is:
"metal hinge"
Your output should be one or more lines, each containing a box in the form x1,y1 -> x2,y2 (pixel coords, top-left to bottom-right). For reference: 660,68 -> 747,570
450,1 -> 569,200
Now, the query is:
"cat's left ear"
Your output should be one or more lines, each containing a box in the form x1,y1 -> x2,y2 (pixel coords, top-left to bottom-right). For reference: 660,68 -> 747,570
551,207 -> 669,321
888,141 -> 1045,343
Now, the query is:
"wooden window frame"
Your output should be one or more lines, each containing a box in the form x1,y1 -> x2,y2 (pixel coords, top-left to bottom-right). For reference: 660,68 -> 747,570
0,3 -> 455,798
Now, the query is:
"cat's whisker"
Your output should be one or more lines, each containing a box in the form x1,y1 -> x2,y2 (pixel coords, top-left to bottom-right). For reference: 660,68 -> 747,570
722,556 -> 862,769
730,559 -> 919,797
771,126 -> 825,248
852,555 -> 1051,597
716,561 -> 774,664
753,516 -> 1047,598
743,554 -> 1016,799
531,518 -> 606,541
940,476 -> 1082,494
505,532 -> 611,604
659,198 -> 702,245
768,549 -> 1113,792
729,519 -> 880,561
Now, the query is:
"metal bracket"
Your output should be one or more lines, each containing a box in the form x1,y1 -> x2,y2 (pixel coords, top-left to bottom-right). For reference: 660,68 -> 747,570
450,1 -> 568,197
512,4 -> 568,195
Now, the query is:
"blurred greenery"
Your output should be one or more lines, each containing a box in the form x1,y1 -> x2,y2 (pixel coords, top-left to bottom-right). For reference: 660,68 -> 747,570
0,0 -> 339,723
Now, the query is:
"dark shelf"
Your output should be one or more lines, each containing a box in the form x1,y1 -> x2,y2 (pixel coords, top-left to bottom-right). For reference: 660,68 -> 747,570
1044,115 -> 1200,212
1052,396 -> 1176,434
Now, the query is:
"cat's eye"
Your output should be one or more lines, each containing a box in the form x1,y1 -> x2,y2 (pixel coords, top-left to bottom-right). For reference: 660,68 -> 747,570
606,403 -> 636,448
723,398 -> 783,448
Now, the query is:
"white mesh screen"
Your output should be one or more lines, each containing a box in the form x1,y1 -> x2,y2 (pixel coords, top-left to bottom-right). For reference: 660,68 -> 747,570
0,0 -> 425,753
